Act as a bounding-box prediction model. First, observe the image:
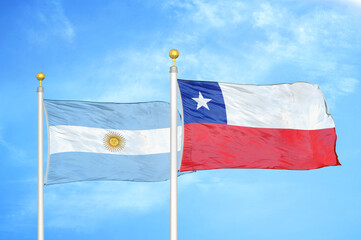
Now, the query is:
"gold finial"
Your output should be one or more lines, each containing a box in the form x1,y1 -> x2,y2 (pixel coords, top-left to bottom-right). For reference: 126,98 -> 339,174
169,49 -> 179,66
37,72 -> 45,87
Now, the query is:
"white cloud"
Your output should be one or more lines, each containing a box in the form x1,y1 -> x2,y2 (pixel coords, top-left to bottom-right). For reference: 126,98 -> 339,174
320,77 -> 359,108
8,173 -> 201,230
88,0 -> 360,108
248,3 -> 361,109
0,127 -> 26,161
338,78 -> 359,93
51,0 -> 360,113
44,182 -> 168,229
253,2 -> 284,27
4,181 -> 168,231
92,47 -> 172,103
178,170 -> 295,224
333,0 -> 361,7
165,0 -> 246,28
29,0 -> 75,43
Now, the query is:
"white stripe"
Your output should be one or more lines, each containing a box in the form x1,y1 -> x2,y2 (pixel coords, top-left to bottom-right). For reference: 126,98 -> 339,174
219,82 -> 335,130
49,125 -> 182,155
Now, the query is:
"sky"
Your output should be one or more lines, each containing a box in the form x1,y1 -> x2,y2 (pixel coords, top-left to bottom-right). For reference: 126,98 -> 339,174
1,0 -> 361,239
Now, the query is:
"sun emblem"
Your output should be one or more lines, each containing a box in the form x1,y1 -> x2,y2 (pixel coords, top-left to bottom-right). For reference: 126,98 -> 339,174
103,131 -> 126,152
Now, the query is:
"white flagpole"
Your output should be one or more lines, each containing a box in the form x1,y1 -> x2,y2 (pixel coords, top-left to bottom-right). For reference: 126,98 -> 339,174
37,72 -> 45,240
169,49 -> 179,240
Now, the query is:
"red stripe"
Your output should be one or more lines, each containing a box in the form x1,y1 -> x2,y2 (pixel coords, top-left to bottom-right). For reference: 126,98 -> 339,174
180,123 -> 340,172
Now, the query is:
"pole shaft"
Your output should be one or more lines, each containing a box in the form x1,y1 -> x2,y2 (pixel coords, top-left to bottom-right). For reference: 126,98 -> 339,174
170,66 -> 178,240
37,87 -> 44,240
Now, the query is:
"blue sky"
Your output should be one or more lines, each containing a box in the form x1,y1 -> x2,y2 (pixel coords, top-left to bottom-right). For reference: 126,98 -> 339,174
1,0 -> 361,239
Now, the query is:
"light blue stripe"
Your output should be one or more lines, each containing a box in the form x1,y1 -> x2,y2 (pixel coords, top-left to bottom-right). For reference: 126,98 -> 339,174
46,152 -> 184,185
44,99 -> 181,130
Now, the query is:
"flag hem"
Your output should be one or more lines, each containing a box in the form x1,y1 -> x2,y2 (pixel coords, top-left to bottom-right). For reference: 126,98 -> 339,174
177,81 -> 185,171
44,101 -> 50,185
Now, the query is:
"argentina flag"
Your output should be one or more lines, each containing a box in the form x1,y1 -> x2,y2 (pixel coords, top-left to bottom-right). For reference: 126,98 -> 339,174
44,100 -> 182,185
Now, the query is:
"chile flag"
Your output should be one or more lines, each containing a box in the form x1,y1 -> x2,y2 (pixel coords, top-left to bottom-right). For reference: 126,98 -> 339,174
177,79 -> 340,172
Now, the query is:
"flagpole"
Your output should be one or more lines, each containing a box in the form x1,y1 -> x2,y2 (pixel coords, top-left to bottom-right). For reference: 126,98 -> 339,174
169,49 -> 179,240
37,72 -> 45,240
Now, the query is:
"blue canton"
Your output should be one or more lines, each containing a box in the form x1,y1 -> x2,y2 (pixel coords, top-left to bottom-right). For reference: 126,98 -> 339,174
178,79 -> 227,125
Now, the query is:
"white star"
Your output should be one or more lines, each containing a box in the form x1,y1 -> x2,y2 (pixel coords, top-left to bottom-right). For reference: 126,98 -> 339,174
192,92 -> 212,110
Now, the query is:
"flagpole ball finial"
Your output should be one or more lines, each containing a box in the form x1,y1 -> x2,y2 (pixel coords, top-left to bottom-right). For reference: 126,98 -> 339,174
36,72 -> 45,86
169,49 -> 179,66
